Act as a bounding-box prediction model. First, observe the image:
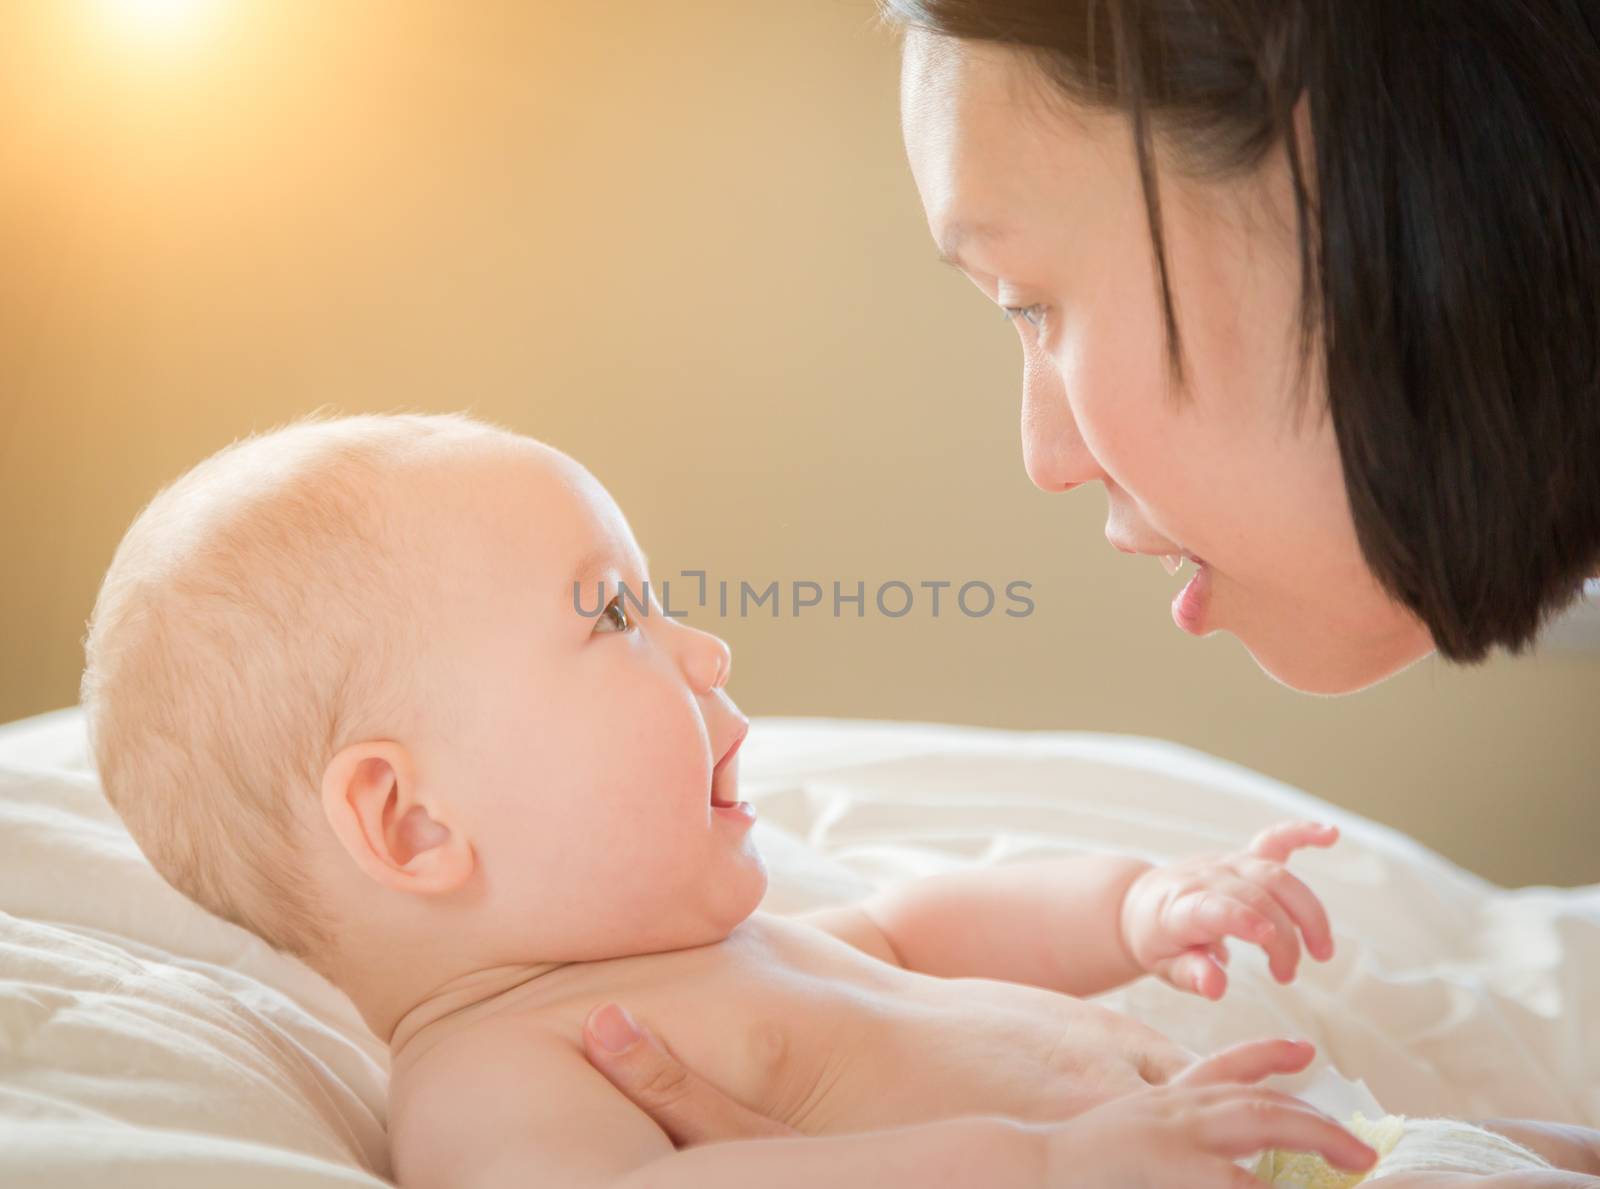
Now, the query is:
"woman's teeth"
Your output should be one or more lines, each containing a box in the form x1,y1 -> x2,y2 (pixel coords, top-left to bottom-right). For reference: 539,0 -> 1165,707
1160,553 -> 1208,577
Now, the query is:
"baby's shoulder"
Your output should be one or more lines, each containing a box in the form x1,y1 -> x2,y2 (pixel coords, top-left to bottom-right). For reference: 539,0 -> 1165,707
386,997 -> 665,1189
391,992 -> 571,1104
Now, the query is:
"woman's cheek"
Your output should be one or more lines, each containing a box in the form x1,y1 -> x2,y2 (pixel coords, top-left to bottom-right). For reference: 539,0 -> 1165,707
1048,336 -> 1137,489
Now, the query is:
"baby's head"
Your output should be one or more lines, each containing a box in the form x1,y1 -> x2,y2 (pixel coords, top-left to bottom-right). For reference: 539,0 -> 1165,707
82,411 -> 765,1021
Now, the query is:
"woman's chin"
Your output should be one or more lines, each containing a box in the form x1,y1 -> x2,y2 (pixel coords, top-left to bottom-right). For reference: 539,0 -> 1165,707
1244,616 -> 1436,696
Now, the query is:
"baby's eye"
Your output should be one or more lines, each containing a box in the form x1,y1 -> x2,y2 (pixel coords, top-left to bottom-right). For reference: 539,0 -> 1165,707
593,594 -> 632,634
1001,303 -> 1049,331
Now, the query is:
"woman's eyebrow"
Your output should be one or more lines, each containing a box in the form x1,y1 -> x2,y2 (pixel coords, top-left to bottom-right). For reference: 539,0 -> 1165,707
937,219 -> 1008,267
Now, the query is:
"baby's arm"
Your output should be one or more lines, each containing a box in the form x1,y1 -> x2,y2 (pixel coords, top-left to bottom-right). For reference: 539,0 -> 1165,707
800,852 -> 1151,996
388,1013 -> 1044,1189
799,821 -> 1338,999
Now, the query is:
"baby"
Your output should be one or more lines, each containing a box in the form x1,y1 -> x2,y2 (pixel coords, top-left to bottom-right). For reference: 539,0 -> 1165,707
81,411 -> 1594,1188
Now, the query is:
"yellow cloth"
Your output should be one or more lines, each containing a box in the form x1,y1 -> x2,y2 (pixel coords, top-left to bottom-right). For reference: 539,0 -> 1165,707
1253,1112 -> 1408,1188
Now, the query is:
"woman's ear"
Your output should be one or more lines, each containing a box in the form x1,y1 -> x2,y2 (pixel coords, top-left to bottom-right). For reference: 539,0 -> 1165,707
320,740 -> 474,895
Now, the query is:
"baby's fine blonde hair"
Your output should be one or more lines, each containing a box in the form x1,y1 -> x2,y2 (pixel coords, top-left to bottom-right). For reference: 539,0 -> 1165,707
81,409 -> 505,965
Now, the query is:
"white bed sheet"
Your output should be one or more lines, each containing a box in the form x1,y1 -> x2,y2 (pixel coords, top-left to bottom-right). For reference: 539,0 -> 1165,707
1,707 -> 1595,1187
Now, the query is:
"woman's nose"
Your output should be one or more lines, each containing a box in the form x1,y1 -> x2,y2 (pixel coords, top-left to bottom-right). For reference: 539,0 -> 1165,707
675,623 -> 732,693
1020,349 -> 1091,494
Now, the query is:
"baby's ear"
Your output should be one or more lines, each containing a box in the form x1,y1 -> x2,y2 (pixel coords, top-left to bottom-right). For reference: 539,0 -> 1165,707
320,740 -> 474,895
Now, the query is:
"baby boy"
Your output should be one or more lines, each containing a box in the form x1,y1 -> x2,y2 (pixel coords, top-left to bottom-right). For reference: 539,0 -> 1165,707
81,412 -> 1594,1187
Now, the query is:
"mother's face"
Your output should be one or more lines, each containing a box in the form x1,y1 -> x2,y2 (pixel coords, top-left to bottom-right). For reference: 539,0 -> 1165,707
900,31 -> 1435,695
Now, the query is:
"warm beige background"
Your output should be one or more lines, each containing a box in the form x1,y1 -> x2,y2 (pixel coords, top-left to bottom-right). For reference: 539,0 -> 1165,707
3,1 -> 1596,887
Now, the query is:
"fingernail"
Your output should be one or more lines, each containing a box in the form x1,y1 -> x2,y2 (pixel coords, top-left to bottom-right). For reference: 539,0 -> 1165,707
1347,1142 -> 1379,1170
591,1004 -> 641,1053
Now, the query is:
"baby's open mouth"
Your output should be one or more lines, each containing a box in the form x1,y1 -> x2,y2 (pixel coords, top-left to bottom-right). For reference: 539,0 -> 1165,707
710,760 -> 739,806
710,725 -> 747,807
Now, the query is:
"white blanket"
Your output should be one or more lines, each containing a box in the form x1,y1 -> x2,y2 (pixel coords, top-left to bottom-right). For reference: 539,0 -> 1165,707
1,708 -> 1595,1186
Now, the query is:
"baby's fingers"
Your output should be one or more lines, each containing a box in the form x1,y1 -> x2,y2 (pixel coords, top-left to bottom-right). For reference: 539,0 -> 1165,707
1216,877 -> 1302,983
1240,859 -> 1335,963
1161,947 -> 1229,1000
1166,889 -> 1277,951
1248,821 -> 1340,863
1199,1092 -> 1378,1173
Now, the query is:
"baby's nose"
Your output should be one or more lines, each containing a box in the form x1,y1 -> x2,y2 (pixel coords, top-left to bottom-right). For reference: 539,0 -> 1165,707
686,630 -> 732,693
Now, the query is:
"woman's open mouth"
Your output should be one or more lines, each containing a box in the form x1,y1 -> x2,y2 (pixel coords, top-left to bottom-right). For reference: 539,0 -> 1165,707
1169,557 -> 1212,635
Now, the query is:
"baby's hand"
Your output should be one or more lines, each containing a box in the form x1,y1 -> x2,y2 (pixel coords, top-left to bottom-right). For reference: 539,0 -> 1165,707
1119,821 -> 1340,999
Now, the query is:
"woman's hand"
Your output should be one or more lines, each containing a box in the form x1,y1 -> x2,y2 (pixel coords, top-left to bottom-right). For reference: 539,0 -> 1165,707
584,1005 -> 1377,1186
581,1003 -> 798,1146
1120,820 -> 1341,999
1040,1038 -> 1378,1188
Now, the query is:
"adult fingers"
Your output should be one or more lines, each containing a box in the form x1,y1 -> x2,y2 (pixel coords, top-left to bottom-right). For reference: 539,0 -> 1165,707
582,1003 -> 797,1147
1173,1037 -> 1316,1088
1198,1094 -> 1378,1173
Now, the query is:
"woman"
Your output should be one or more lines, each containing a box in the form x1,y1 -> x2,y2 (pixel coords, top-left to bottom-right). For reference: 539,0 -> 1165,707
579,0 -> 1600,1181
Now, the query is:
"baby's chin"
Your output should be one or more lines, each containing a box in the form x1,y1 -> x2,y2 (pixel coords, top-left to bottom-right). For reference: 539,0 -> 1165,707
640,853 -> 770,954
545,886 -> 767,967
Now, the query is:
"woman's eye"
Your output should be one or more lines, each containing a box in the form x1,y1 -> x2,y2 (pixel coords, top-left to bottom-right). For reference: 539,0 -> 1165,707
593,594 -> 632,634
1001,303 -> 1049,331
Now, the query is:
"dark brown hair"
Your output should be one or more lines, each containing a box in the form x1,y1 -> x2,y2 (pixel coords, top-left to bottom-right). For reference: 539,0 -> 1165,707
881,0 -> 1600,664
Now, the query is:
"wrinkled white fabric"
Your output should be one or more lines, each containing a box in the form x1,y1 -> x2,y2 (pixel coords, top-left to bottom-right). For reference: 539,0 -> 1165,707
1241,1070 -> 1551,1183
1368,1119 -> 1553,1178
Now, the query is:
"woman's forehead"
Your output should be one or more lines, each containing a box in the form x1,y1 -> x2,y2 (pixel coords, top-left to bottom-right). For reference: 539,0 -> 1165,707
900,28 -> 1101,141
901,37 -> 1111,268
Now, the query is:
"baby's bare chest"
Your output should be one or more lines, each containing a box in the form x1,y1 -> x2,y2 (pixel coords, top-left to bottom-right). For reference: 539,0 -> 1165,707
541,916 -> 1195,1134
